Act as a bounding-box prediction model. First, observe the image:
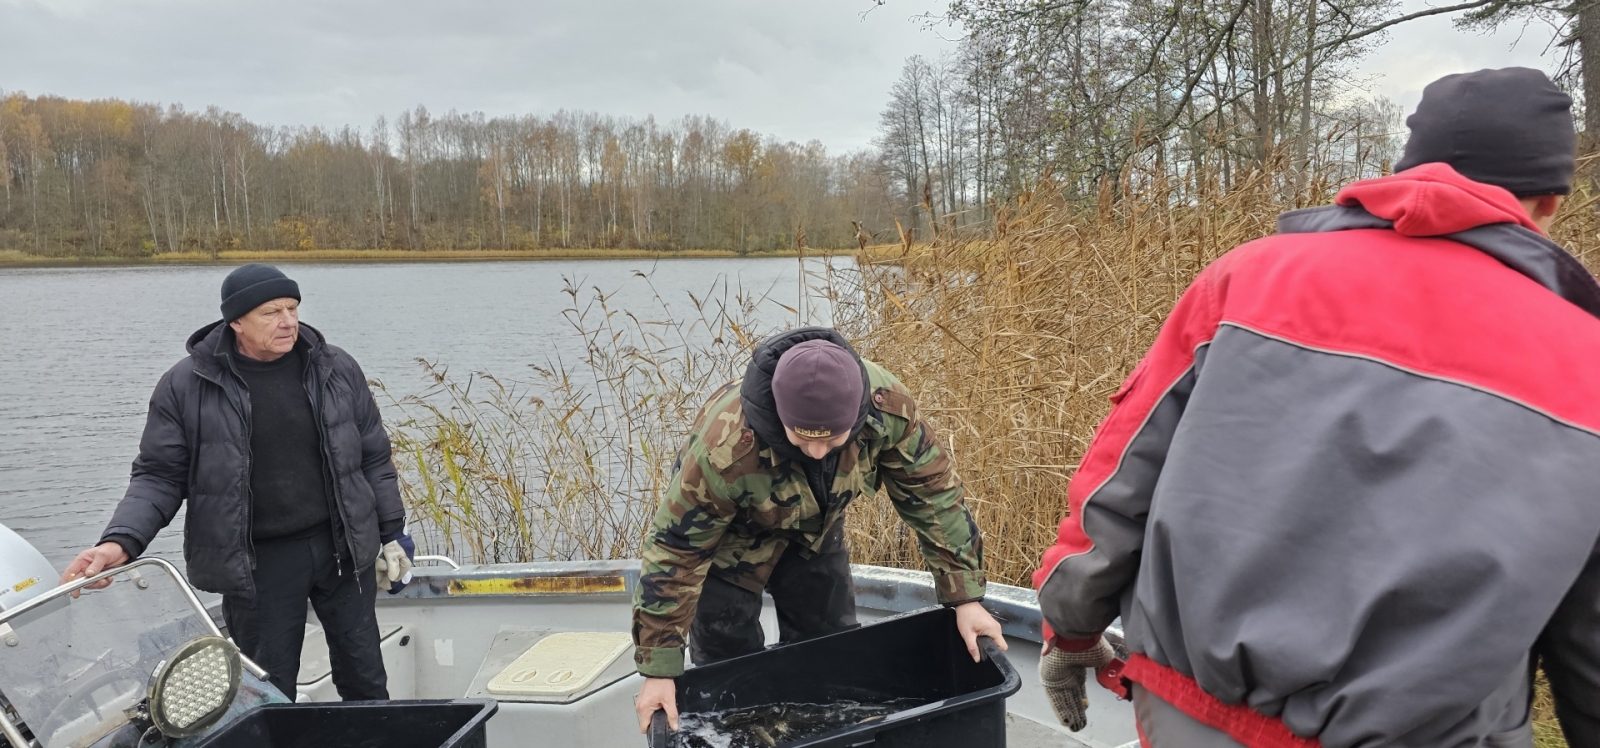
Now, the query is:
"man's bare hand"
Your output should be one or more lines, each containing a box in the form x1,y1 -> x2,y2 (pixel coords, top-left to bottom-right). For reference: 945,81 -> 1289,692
61,542 -> 129,595
954,601 -> 1008,662
635,677 -> 678,733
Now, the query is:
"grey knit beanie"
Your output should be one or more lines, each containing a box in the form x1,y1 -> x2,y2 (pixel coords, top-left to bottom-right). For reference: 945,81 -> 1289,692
771,341 -> 864,438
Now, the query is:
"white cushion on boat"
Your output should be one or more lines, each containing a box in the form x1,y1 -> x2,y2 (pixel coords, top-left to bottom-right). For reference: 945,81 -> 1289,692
486,632 -> 632,697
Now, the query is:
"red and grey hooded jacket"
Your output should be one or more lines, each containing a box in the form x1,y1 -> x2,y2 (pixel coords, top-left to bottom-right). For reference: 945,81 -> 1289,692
1034,163 -> 1600,747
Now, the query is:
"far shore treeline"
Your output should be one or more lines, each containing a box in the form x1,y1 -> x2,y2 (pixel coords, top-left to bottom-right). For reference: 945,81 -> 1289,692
8,0 -> 1600,740
6,0 -> 1600,263
0,0 -> 1473,263
0,100 -> 900,258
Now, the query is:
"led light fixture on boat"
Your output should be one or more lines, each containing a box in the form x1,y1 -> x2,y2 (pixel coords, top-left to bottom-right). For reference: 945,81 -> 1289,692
148,635 -> 242,738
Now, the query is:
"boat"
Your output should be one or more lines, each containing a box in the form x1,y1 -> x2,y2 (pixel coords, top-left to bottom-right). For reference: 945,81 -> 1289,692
0,526 -> 1139,748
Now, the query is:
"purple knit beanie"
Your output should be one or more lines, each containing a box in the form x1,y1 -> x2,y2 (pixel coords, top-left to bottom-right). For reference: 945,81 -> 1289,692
771,340 -> 863,438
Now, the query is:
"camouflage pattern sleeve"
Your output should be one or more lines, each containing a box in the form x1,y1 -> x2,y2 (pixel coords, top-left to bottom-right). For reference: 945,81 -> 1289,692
873,381 -> 988,606
631,444 -> 739,678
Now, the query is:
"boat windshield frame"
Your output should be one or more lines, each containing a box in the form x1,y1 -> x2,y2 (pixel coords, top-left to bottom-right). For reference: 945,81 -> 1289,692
0,558 -> 267,748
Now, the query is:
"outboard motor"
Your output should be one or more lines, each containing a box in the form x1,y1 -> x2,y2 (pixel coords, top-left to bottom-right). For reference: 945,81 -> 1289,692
0,524 -> 285,748
0,522 -> 58,745
0,523 -> 60,612
0,523 -> 494,748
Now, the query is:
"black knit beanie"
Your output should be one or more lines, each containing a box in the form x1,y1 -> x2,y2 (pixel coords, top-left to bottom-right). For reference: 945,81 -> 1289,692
1395,68 -> 1576,196
220,264 -> 300,321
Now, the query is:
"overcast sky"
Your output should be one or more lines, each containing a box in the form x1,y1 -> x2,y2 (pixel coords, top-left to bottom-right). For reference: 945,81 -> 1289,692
0,0 -> 1566,153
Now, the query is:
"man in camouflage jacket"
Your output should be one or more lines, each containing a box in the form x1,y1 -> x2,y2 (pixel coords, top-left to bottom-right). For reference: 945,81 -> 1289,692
632,327 -> 1006,732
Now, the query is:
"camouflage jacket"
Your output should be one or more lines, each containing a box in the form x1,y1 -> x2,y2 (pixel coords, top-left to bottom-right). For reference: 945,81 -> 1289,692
631,360 -> 986,677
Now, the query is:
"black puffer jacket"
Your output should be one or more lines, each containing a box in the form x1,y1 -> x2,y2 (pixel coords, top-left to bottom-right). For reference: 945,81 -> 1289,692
100,321 -> 404,597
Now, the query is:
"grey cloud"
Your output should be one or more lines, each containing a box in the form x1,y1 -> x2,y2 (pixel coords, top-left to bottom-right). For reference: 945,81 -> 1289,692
1,0 -> 956,150
1354,0 -> 1557,116
0,0 -> 1563,151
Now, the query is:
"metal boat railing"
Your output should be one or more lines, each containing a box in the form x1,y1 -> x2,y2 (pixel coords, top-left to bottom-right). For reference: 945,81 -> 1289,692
414,554 -> 460,570
0,557 -> 273,682
0,556 -> 1132,748
0,558 -> 274,747
380,558 -> 1071,646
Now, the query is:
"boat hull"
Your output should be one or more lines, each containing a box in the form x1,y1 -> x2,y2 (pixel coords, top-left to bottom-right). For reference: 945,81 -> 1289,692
290,561 -> 1137,748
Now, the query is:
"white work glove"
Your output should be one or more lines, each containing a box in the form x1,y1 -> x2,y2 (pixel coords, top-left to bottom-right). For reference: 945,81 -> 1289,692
375,538 -> 414,591
1040,637 -> 1116,732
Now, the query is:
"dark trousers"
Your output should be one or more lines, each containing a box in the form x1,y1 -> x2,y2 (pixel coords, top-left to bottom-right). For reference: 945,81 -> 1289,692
689,522 -> 859,666
221,526 -> 388,701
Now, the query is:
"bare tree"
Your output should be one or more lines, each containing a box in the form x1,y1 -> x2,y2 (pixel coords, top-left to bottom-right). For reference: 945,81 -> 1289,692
0,95 -> 899,257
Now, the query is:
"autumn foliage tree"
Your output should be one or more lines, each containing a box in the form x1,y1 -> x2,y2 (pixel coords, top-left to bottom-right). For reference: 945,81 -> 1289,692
0,95 -> 897,258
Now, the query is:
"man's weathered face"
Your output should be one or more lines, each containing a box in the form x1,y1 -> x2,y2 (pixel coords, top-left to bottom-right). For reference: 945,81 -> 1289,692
784,426 -> 852,460
229,297 -> 299,360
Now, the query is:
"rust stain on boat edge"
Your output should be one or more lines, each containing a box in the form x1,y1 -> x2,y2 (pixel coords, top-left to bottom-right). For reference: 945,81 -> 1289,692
448,575 -> 627,596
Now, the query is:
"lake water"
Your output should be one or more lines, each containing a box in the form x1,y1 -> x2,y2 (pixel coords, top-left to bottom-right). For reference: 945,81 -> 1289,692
0,257 -> 842,572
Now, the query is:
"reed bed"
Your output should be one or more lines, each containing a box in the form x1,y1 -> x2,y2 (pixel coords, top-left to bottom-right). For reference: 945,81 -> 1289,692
836,170 -> 1599,748
833,167 -> 1285,583
382,273 -> 783,563
0,247 -> 857,265
385,166 -> 1599,747
836,167 -> 1600,585
386,167 -> 1600,576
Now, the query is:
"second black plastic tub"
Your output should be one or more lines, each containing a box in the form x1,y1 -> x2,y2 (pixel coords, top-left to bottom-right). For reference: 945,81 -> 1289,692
651,606 -> 1021,748
189,699 -> 498,748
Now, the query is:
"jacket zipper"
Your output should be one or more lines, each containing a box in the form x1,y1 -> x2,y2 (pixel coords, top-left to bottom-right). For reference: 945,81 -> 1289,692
213,353 -> 259,585
307,356 -> 358,588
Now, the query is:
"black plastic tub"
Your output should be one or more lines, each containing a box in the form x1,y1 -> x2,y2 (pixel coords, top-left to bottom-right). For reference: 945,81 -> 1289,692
650,607 -> 1020,748
191,699 -> 498,748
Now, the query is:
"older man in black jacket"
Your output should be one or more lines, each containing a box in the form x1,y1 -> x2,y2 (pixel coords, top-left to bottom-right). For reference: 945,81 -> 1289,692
62,263 -> 413,702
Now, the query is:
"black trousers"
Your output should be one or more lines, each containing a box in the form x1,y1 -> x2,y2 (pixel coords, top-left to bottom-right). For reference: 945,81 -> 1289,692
221,526 -> 388,701
690,522 -> 860,666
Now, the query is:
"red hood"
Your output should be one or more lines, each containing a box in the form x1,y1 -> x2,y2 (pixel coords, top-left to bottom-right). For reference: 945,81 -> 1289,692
1335,163 -> 1542,236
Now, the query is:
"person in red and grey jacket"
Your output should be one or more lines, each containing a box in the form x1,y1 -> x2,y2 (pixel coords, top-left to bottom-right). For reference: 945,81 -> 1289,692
1034,68 -> 1600,747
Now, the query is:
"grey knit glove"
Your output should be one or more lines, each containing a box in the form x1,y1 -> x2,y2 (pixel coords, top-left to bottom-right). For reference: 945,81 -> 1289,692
1040,637 -> 1116,732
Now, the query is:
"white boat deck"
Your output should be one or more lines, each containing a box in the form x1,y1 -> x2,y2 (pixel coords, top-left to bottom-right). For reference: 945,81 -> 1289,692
289,561 -> 1138,748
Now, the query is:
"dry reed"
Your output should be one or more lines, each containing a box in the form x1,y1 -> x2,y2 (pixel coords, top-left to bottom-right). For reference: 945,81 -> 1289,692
0,247 -> 857,266
835,164 -> 1598,748
384,162 -> 1600,747
835,166 -> 1288,585
383,273 -> 785,563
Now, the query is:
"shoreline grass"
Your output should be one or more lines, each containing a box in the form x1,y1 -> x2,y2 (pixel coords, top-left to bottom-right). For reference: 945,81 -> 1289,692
382,271 -> 790,563
0,247 -> 860,267
374,169 -> 1594,745
840,176 -> 1597,748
